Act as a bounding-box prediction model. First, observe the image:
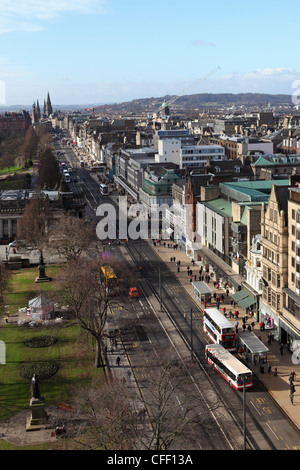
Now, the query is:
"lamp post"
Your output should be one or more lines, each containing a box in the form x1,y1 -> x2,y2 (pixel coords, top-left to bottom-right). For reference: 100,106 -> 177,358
243,375 -> 247,450
190,308 -> 193,360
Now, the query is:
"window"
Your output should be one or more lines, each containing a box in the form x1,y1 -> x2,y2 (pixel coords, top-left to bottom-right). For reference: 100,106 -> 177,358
277,295 -> 281,311
268,267 -> 271,281
269,209 -> 273,221
271,290 -> 276,308
292,209 -> 296,220
277,273 -> 281,288
271,270 -> 276,286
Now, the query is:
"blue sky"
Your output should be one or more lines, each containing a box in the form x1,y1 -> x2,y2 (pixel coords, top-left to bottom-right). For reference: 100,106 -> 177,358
0,0 -> 299,106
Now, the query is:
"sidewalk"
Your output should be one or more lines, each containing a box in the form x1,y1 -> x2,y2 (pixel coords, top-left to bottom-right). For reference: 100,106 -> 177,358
148,240 -> 300,431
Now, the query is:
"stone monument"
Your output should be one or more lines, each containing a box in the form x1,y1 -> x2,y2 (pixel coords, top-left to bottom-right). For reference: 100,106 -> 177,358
35,253 -> 51,283
26,374 -> 48,431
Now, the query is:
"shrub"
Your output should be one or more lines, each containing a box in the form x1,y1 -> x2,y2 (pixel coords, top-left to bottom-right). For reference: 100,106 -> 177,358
19,362 -> 59,380
24,336 -> 57,348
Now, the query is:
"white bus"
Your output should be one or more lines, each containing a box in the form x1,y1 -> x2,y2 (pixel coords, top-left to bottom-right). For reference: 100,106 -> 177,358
203,308 -> 236,352
205,344 -> 253,391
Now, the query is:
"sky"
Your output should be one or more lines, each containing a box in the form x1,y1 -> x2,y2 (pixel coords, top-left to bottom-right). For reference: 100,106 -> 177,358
0,0 -> 300,106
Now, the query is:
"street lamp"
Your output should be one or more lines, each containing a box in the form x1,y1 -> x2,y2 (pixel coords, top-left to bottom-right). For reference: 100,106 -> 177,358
190,308 -> 193,360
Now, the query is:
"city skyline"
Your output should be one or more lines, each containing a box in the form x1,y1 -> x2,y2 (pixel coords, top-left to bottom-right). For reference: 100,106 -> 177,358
1,0 -> 300,105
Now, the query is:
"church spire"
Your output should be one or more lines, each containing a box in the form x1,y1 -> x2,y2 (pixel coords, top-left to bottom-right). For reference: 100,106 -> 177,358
46,91 -> 53,116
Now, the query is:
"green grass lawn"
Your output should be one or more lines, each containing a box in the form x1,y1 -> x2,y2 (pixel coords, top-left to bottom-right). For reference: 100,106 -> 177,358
0,265 -> 105,423
4,265 -> 63,314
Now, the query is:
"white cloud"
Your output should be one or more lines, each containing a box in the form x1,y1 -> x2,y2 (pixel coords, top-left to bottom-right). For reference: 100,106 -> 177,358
219,67 -> 300,95
0,0 -> 107,34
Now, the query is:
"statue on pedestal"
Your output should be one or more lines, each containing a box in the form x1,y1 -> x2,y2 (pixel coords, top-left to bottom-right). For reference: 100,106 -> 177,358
30,374 -> 41,400
26,373 -> 48,431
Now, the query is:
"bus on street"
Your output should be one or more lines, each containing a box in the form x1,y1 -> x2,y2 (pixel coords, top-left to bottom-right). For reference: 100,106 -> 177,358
205,344 -> 253,391
203,308 -> 236,351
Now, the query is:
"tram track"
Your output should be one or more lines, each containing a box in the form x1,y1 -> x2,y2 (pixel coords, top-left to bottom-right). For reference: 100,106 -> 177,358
123,240 -> 278,450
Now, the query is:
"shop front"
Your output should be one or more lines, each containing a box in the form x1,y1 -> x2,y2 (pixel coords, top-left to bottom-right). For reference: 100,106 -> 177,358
259,301 -> 279,340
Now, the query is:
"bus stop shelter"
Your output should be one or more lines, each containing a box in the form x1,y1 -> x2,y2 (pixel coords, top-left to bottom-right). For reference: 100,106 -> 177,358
192,281 -> 212,305
238,331 -> 269,367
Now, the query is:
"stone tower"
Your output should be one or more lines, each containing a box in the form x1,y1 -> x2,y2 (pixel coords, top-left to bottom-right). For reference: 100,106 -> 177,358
46,92 -> 53,117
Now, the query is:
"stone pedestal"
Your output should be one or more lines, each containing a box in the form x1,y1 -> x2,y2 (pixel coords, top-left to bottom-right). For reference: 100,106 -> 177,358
35,265 -> 51,283
26,398 -> 48,432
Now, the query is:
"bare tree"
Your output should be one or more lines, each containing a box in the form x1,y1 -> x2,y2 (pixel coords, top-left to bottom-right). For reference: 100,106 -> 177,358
16,192 -> 51,264
70,378 -> 142,450
37,146 -> 61,189
67,354 -> 221,450
21,126 -> 38,167
57,256 -> 132,368
48,215 -> 97,261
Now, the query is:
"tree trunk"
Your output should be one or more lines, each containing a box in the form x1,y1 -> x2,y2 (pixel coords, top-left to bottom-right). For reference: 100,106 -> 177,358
94,337 -> 105,368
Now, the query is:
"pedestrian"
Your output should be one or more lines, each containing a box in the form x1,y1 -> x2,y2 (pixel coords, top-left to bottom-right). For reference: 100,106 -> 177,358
267,333 -> 271,345
116,356 -> 121,366
192,259 -> 195,266
259,321 -> 263,331
267,364 -> 271,373
177,266 -> 180,272
290,383 -> 296,405
291,371 -> 297,381
226,288 -> 229,297
280,343 -> 284,355
274,367 -> 277,377
247,324 -> 251,332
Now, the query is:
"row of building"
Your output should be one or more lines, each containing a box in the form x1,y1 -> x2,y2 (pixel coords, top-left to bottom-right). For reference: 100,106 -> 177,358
3,100 -> 300,349
55,109 -> 300,351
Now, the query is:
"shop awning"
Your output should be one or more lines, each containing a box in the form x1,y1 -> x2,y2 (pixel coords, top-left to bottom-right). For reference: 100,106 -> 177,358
231,290 -> 248,302
239,293 -> 256,309
232,289 -> 256,309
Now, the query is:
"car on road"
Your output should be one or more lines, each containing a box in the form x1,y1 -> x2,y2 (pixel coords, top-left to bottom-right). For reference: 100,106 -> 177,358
129,287 -> 139,298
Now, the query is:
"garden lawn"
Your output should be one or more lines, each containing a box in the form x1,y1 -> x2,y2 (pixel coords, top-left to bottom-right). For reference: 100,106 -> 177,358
4,265 -> 63,315
0,265 -> 105,422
